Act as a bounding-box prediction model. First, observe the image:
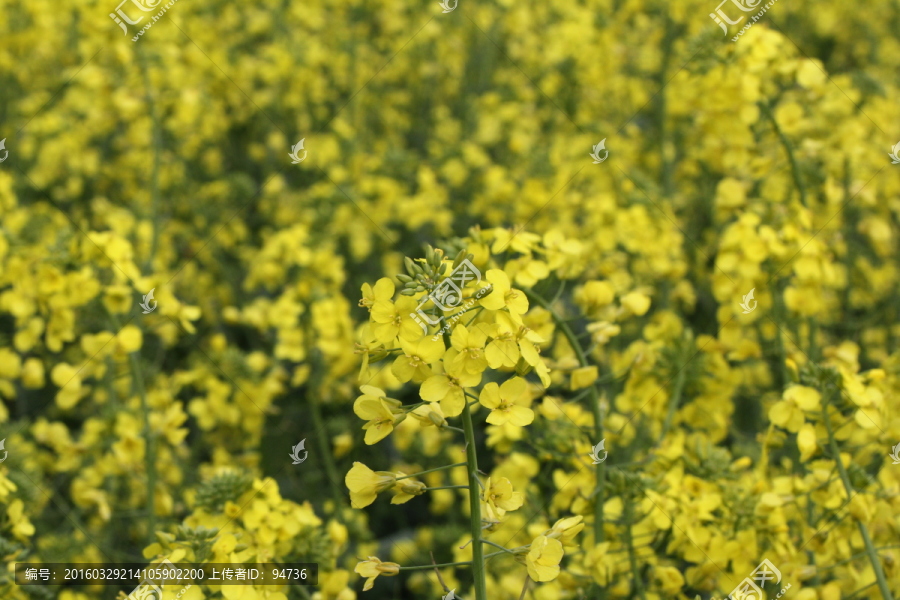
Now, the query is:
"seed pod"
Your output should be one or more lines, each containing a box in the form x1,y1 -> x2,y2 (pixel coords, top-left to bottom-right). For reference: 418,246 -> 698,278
439,263 -> 447,275
370,350 -> 390,362
416,285 -> 425,292
411,263 -> 424,276
453,249 -> 466,269
431,249 -> 443,269
426,245 -> 435,266
404,257 -> 416,275
400,288 -> 416,296
397,274 -> 413,283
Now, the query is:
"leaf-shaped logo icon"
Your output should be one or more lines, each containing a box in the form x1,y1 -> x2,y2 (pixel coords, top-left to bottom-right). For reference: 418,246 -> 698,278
590,139 -> 609,164
890,442 -> 900,464
289,138 -> 308,164
890,141 -> 900,164
290,439 -> 308,464
140,288 -> 157,314
589,439 -> 607,463
0,138 -> 7,163
739,288 -> 757,314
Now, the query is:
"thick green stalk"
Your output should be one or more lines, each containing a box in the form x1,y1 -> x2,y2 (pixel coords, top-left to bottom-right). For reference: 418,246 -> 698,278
762,101 -> 807,208
524,289 -> 605,543
659,365 -> 686,442
439,320 -> 488,600
624,493 -> 646,600
821,397 -> 893,600
524,288 -> 605,600
309,392 -> 345,515
129,350 -> 156,544
136,45 -> 162,272
461,401 -> 488,600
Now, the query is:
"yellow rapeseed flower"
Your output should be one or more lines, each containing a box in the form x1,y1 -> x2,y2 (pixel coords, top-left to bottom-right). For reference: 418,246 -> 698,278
525,535 -> 563,582
478,377 -> 534,426
354,556 -> 400,591
345,462 -> 397,508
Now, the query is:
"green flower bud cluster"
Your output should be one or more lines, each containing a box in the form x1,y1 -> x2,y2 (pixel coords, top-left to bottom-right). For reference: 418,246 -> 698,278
194,470 -> 253,512
397,246 -> 474,297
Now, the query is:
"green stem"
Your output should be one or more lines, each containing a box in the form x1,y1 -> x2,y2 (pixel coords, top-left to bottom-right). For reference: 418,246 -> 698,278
426,485 -> 469,491
129,350 -> 156,545
821,395 -> 894,600
524,289 -> 605,543
395,463 -> 467,481
481,540 -> 515,554
762,101 -> 807,208
624,493 -> 646,600
136,45 -> 162,272
309,392 -> 345,515
659,364 -> 686,442
774,285 -> 791,390
808,317 -> 818,362
399,561 -> 472,571
806,494 -> 821,587
462,401 -> 488,600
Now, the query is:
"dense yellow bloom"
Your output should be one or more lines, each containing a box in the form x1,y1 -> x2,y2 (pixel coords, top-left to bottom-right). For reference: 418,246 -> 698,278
769,385 -> 821,432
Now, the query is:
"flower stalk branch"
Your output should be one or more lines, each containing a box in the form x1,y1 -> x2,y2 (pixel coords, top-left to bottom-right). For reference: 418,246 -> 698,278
821,394 -> 893,600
